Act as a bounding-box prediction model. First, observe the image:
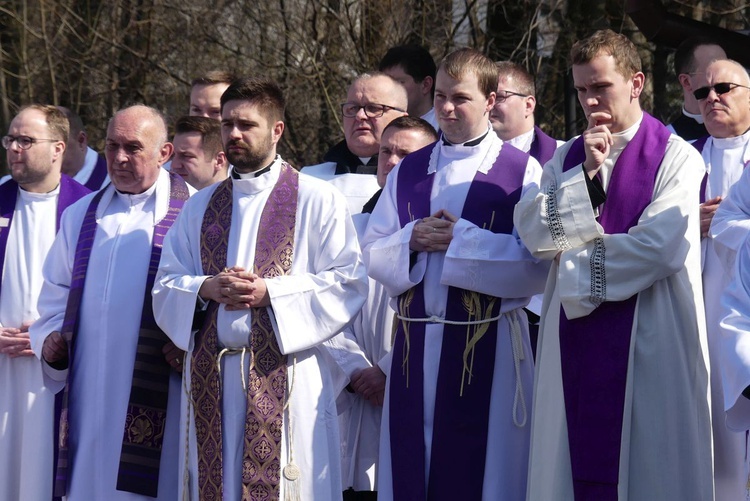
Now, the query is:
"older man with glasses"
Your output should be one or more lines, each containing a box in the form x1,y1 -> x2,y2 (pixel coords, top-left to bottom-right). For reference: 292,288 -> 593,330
0,105 -> 90,500
303,73 -> 407,214
690,58 -> 750,501
667,37 -> 727,142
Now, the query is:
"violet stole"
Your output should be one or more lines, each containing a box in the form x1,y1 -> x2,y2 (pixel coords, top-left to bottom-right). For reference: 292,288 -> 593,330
529,125 -> 558,167
191,163 -> 299,500
391,140 -> 529,501
558,112 -> 670,501
84,154 -> 109,191
53,173 -> 188,497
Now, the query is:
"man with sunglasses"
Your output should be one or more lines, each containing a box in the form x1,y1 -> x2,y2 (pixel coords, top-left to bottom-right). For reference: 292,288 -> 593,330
303,73 -> 407,214
515,29 -> 711,501
667,37 -> 726,142
0,105 -> 90,500
693,58 -> 750,501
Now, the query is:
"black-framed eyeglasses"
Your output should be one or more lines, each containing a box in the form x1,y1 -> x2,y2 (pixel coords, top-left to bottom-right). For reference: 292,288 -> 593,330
1,135 -> 60,150
341,102 -> 405,118
692,82 -> 750,100
494,91 -> 529,105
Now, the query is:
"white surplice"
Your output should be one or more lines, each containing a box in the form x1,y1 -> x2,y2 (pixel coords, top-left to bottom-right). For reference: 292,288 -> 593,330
0,187 -> 58,501
152,158 -> 368,501
362,131 -> 548,501
514,117 -> 714,501
29,169 -> 184,500
324,211 -> 394,493
700,131 -> 750,501
302,161 -> 380,216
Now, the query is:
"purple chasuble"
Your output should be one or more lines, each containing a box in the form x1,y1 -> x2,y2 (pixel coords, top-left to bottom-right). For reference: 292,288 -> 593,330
390,140 -> 529,501
54,173 -> 189,497
528,125 -> 558,167
0,175 -> 90,295
83,154 -> 109,191
559,112 -> 670,501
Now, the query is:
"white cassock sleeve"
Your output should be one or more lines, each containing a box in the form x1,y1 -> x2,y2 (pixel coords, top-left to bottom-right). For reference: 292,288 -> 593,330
442,157 -> 550,299
514,138 -> 705,319
719,235 -> 750,430
710,166 -> 750,269
29,200 -> 84,389
154,177 -> 368,355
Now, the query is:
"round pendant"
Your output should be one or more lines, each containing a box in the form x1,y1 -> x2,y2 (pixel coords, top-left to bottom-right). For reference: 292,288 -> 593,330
283,463 -> 300,481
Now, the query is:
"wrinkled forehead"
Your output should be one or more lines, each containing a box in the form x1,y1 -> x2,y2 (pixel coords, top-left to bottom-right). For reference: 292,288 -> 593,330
705,61 -> 750,85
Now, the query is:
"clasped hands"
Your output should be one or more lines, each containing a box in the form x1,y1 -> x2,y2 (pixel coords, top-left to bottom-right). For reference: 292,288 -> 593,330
0,323 -> 34,358
199,265 -> 270,310
409,209 -> 458,253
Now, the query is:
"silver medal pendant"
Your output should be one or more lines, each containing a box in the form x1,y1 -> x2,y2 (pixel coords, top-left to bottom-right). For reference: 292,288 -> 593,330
283,463 -> 300,481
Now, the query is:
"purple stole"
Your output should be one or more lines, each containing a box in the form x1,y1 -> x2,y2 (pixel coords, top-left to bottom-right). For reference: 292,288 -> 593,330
83,154 -> 109,191
191,163 -> 299,500
558,112 -> 670,501
390,140 -> 529,501
54,173 -> 189,497
0,175 -> 90,295
528,125 -> 558,167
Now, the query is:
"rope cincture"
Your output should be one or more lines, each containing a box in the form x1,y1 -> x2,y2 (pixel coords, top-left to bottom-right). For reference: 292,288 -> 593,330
394,309 -> 527,427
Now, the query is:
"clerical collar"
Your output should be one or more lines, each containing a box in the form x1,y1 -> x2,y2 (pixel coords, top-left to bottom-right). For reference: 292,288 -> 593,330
682,107 -> 704,125
442,129 -> 489,147
232,161 -> 274,179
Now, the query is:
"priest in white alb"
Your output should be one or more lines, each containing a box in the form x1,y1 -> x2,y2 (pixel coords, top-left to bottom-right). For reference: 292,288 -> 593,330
362,49 -> 547,501
30,105 -> 188,500
152,77 -> 367,501
0,105 -> 90,501
514,30 -> 712,501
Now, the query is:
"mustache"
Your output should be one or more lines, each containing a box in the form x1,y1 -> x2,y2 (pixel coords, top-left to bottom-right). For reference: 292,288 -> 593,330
226,139 -> 250,149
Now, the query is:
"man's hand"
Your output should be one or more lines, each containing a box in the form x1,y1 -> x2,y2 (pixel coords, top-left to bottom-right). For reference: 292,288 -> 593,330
198,266 -> 271,311
42,331 -> 68,365
162,341 -> 185,373
700,196 -> 722,238
350,366 -> 387,407
582,112 -> 613,179
0,324 -> 34,358
409,210 -> 457,253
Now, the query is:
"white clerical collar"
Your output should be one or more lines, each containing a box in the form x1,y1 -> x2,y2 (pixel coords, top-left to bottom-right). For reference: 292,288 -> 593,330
506,128 -> 535,153
682,107 -> 704,124
712,129 -> 750,150
442,127 -> 491,147
429,127 -> 501,175
115,179 -> 157,205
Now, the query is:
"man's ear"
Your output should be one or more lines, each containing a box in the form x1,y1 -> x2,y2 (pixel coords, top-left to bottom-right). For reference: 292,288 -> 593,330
421,76 -> 434,97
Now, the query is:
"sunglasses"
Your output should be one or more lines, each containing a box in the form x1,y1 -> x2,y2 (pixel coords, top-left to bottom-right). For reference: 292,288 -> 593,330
692,82 -> 750,100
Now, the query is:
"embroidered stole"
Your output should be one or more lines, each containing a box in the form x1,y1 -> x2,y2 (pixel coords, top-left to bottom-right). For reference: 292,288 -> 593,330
529,125 -> 558,167
192,163 -> 298,501
0,175 -> 90,294
558,112 -> 670,501
54,173 -> 189,497
390,140 -> 529,501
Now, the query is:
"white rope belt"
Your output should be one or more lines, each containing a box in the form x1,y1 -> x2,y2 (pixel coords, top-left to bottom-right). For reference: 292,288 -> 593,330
396,309 -> 527,428
395,312 -> 503,325
217,347 -> 250,392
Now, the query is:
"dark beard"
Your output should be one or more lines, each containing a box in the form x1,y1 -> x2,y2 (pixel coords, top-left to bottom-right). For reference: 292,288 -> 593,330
225,140 -> 270,173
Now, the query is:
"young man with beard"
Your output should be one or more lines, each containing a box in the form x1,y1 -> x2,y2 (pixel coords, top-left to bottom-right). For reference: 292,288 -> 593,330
152,77 -> 367,501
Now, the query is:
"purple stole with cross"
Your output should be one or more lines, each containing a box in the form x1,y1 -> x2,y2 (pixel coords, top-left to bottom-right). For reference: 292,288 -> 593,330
558,112 -> 670,501
390,139 -> 529,501
191,163 -> 299,501
0,175 -> 90,294
54,172 -> 189,497
529,125 -> 558,167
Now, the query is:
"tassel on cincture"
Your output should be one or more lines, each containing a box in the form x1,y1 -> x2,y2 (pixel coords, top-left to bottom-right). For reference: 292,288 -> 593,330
283,463 -> 301,501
